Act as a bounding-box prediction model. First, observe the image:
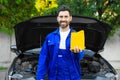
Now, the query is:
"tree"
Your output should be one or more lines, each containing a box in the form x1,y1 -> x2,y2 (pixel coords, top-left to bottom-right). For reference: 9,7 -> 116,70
1,0 -> 120,37
93,0 -> 120,36
0,0 -> 39,35
35,0 -> 58,15
56,0 -> 120,37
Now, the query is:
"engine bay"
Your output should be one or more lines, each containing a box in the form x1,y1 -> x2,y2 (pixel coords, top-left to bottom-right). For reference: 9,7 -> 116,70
9,55 -> 38,80
9,53 -> 116,80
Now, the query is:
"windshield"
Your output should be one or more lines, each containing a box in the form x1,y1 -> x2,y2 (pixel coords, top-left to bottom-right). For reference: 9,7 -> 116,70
23,48 -> 41,54
24,48 -> 95,56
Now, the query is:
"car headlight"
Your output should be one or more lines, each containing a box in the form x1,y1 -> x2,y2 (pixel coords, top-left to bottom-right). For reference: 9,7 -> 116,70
105,73 -> 118,80
9,74 -> 23,80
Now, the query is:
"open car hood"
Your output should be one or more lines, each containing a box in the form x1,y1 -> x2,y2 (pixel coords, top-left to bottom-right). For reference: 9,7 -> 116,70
14,16 -> 111,53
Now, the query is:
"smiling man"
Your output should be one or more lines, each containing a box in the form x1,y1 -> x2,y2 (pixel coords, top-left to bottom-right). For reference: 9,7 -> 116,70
36,5 -> 85,80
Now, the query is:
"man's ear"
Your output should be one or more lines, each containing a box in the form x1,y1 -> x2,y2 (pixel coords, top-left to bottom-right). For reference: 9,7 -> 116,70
70,16 -> 72,21
57,16 -> 59,21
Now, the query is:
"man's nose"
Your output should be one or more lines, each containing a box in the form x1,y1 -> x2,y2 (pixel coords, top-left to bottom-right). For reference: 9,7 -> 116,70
61,17 -> 66,21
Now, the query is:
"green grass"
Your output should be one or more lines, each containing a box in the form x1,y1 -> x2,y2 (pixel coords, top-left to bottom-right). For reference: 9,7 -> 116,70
0,67 -> 7,70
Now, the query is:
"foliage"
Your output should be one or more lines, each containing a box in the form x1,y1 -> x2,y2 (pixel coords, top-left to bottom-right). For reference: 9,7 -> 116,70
0,0 -> 120,37
57,0 -> 95,17
56,0 -> 120,37
0,66 -> 7,70
91,0 -> 120,36
35,0 -> 58,15
0,0 -> 39,35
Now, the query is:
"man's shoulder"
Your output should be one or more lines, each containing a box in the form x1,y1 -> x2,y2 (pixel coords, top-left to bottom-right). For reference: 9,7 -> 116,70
46,29 -> 58,38
47,32 -> 54,37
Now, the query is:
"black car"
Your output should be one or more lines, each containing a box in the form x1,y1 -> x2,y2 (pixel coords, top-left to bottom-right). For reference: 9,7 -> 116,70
5,16 -> 118,80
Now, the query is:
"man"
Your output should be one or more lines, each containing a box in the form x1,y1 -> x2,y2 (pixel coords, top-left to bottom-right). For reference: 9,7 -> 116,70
36,5 -> 84,80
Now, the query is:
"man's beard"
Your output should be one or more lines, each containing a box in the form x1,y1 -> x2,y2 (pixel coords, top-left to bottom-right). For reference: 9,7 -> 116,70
59,21 -> 70,29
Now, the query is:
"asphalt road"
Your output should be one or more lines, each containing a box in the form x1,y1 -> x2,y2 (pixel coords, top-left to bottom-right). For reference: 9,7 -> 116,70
0,70 -> 6,80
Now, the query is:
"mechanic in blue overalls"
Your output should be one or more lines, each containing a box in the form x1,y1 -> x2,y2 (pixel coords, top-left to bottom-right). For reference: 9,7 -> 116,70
36,5 -> 85,80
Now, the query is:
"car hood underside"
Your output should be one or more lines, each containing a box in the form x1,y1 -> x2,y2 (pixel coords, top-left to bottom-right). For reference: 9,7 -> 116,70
14,16 -> 111,53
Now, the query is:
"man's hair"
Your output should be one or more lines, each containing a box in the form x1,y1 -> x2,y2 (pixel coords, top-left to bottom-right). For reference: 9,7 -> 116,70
57,5 -> 71,16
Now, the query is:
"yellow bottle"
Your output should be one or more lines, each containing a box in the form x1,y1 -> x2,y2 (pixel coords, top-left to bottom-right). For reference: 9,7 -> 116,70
70,30 -> 85,50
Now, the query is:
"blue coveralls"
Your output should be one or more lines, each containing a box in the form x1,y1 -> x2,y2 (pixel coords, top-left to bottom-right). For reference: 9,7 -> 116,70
57,49 -> 80,80
36,28 -> 85,80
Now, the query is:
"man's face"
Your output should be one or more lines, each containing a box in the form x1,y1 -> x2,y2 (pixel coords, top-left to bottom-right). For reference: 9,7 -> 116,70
57,11 -> 72,29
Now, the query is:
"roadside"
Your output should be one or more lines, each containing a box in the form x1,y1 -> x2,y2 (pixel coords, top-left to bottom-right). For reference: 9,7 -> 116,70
0,67 -> 7,80
0,70 -> 6,80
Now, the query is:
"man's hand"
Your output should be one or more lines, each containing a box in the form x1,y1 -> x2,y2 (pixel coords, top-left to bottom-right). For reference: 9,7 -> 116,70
71,46 -> 82,53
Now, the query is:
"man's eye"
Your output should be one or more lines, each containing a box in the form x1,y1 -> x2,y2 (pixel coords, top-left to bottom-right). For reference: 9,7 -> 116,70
65,16 -> 68,18
60,16 -> 63,18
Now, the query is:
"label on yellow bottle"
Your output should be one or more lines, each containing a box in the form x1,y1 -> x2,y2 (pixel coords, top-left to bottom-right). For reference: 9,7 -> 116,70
70,30 -> 85,50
